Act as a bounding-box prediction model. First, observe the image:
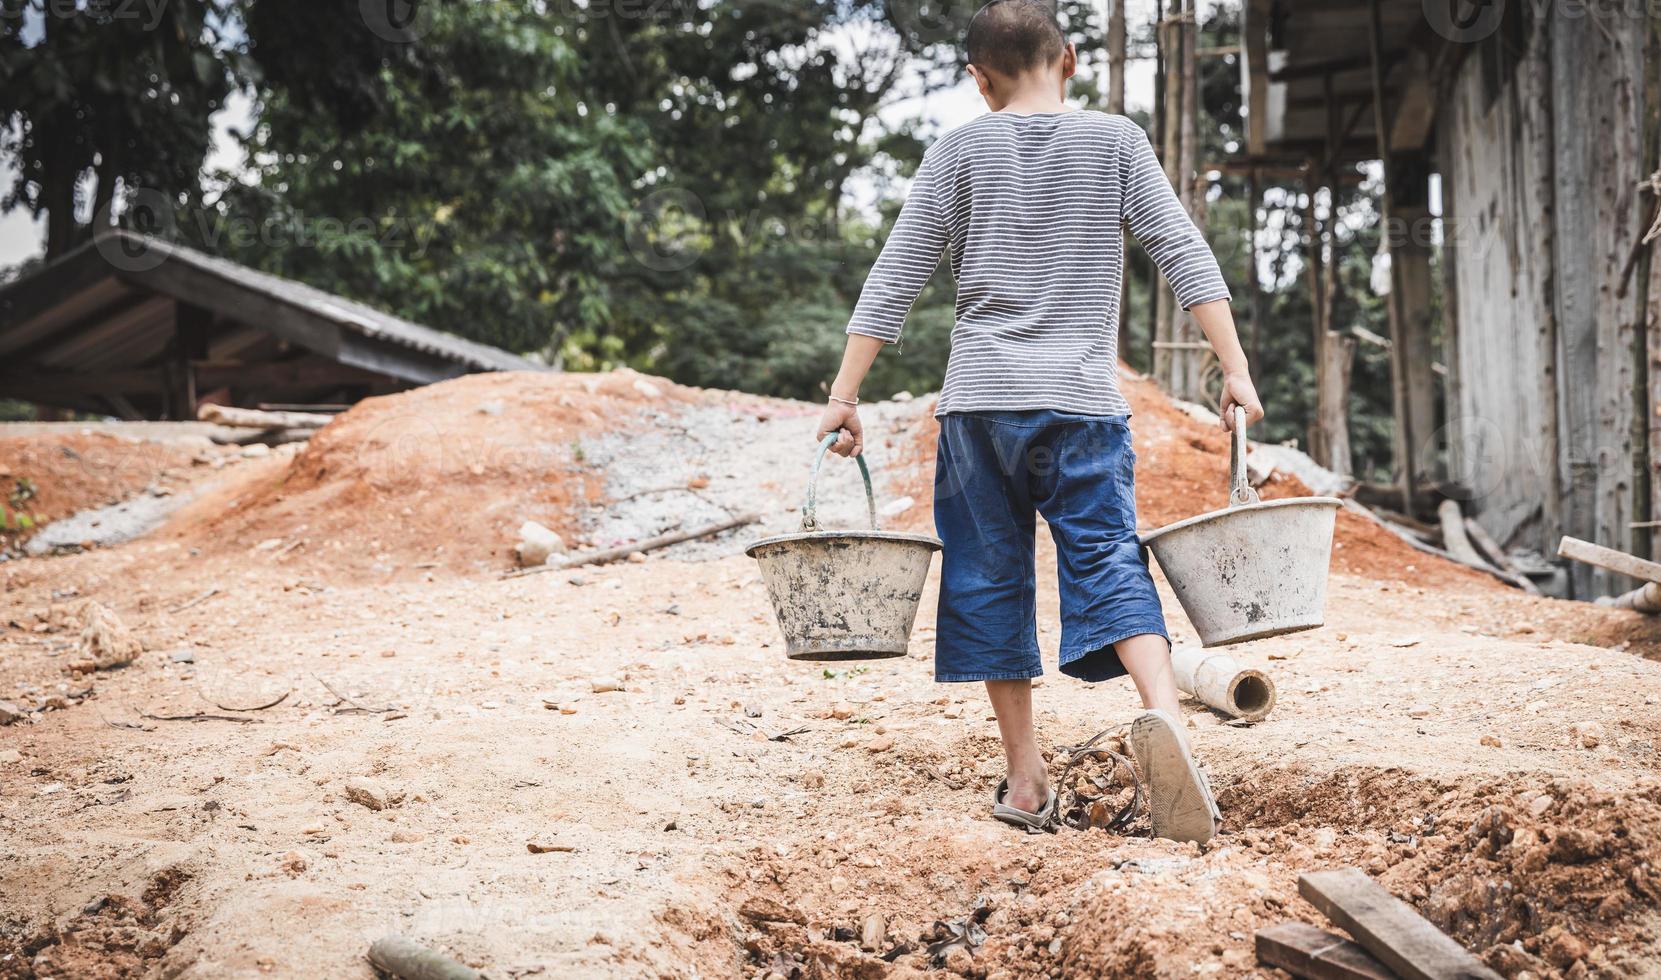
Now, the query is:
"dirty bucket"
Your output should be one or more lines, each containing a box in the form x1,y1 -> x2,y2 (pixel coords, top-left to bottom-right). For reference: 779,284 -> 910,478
1141,408 -> 1341,647
746,434 -> 942,661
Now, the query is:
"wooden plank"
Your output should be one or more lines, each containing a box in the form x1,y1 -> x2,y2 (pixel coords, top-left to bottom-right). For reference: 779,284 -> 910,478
1464,518 -> 1543,595
1298,868 -> 1501,980
1558,536 -> 1661,586
1255,921 -> 1395,980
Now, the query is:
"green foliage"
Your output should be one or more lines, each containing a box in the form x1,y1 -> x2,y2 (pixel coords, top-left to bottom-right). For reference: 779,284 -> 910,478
0,0 -> 244,255
0,0 -> 1402,476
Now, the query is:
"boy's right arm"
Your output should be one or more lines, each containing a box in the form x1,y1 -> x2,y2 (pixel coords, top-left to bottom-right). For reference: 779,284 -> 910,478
820,155 -> 950,457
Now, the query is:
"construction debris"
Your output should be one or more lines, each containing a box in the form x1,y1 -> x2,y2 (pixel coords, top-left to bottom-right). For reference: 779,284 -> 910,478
1559,535 -> 1661,612
504,512 -> 760,578
1170,647 -> 1276,721
1255,921 -> 1393,980
198,404 -> 333,430
1297,868 -> 1502,980
365,935 -> 483,980
70,601 -> 142,673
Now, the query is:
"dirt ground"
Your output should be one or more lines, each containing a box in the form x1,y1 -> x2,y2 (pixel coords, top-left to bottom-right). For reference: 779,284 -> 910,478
3,370 -> 1661,979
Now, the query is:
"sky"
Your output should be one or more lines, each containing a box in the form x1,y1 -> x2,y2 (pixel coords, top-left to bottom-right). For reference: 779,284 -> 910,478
0,0 -> 1175,269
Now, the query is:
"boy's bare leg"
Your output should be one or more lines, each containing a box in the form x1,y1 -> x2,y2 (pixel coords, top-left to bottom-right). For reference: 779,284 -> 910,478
1116,633 -> 1184,718
985,680 -> 1049,812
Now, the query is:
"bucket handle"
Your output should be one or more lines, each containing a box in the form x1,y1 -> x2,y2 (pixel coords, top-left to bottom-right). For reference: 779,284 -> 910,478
802,433 -> 879,532
1228,406 -> 1261,508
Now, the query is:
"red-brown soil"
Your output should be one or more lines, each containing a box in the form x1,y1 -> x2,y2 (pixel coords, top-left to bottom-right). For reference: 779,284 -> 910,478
3,370 -> 1661,979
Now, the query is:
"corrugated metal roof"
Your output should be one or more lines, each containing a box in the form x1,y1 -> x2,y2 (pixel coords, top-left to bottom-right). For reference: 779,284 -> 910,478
0,232 -> 545,375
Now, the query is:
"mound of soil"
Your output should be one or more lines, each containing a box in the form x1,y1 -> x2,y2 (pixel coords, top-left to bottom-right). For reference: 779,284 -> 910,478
164,369 -> 749,578
0,432 -> 207,549
887,373 -> 1493,592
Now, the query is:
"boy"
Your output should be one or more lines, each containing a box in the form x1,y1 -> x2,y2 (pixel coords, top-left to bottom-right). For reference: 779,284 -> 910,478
815,0 -> 1263,844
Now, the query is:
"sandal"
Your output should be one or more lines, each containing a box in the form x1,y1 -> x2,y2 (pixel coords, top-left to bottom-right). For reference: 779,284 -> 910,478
992,779 -> 1058,833
1128,709 -> 1216,845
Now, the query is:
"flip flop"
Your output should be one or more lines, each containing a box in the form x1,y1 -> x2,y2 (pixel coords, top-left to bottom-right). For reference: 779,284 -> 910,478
1128,709 -> 1216,845
992,779 -> 1058,833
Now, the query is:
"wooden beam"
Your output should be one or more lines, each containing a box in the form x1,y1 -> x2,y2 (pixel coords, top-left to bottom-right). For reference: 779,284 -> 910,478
1298,869 -> 1502,980
1269,49 -> 1404,83
1255,922 -> 1394,980
1368,0 -> 1415,517
1558,536 -> 1661,586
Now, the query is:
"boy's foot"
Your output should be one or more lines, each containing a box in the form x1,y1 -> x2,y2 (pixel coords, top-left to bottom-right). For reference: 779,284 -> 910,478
992,778 -> 1057,833
1128,709 -> 1216,845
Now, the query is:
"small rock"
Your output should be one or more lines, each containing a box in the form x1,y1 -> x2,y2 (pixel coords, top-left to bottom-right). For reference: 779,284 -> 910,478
279,850 -> 308,875
590,678 -> 623,694
626,551 -> 647,564
860,913 -> 887,952
389,830 -> 424,844
1570,721 -> 1603,749
72,601 -> 143,672
1544,928 -> 1590,967
1480,734 -> 1501,748
567,574 -> 588,586
801,769 -> 826,789
0,700 -> 26,725
878,496 -> 915,519
1528,794 -> 1554,817
169,649 -> 196,664
516,521 -> 567,568
830,702 -> 855,721
1406,705 -> 1432,719
865,736 -> 894,753
241,443 -> 271,459
0,748 -> 21,763
341,776 -> 395,811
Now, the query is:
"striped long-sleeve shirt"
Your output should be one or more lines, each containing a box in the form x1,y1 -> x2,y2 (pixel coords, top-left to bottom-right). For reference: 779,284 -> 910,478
846,109 -> 1230,416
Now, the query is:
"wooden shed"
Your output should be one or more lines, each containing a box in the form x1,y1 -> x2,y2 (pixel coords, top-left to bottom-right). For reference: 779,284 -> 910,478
0,231 -> 542,420
1241,0 -> 1657,598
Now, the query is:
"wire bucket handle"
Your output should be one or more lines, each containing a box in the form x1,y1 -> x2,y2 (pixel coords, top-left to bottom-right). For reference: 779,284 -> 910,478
1228,406 -> 1261,508
802,433 -> 879,532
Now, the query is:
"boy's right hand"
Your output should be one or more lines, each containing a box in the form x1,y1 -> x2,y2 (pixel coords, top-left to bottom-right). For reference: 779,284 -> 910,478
816,401 -> 864,457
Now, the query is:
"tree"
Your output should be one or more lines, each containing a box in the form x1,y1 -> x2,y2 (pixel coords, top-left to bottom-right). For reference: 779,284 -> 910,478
0,0 -> 242,257
204,1 -> 647,358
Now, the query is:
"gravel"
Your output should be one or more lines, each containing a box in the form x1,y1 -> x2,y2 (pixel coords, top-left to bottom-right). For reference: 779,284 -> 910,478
573,398 -> 927,561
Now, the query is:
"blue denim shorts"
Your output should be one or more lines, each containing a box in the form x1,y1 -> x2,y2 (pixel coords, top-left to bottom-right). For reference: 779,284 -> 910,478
932,410 -> 1169,683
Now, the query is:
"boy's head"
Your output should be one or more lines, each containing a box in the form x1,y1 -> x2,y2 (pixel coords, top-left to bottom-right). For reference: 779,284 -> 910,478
965,1 -> 1075,107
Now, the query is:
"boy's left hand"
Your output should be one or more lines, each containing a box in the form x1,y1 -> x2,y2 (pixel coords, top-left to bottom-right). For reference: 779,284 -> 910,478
1218,372 -> 1264,430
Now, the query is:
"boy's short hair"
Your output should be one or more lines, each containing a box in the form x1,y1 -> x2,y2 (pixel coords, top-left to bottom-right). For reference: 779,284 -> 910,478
966,0 -> 1066,78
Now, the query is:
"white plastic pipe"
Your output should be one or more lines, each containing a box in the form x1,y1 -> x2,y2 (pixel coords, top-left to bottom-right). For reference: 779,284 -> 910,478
1171,646 -> 1277,722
